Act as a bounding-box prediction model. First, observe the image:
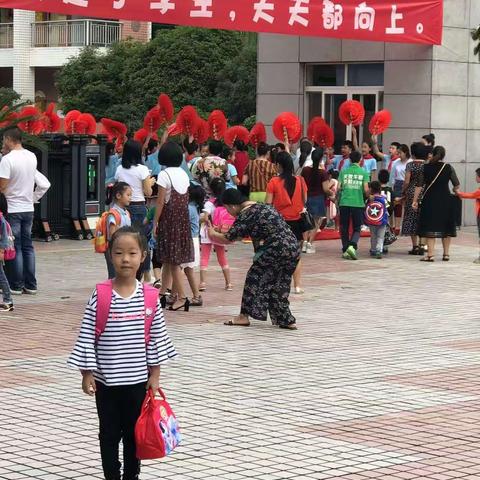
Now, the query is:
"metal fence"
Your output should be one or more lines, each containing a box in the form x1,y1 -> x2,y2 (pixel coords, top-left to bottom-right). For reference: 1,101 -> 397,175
32,19 -> 122,48
0,23 -> 13,48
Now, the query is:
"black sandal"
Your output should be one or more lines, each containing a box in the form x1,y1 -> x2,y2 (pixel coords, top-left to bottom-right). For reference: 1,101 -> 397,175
408,246 -> 421,255
421,256 -> 435,262
190,296 -> 203,307
442,255 -> 450,262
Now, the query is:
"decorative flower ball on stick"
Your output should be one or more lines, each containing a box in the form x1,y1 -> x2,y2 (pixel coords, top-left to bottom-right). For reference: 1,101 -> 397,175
17,106 -> 44,135
272,112 -> 302,145
177,106 -> 200,137
208,110 -> 228,141
369,110 -> 392,135
249,122 -> 267,148
224,126 -> 250,148
339,100 -> 365,126
307,116 -> 326,143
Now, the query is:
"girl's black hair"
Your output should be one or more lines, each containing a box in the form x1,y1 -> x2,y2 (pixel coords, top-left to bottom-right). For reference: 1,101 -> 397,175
0,192 -> 8,216
311,147 -> 325,186
109,226 -> 148,254
121,140 -> 143,169
422,133 -> 435,146
183,138 -> 198,155
210,177 -> 226,206
410,142 -> 429,160
378,169 -> 390,184
431,145 -> 446,163
233,139 -> 246,152
269,145 -> 279,164
398,144 -> 410,158
275,151 -> 296,199
221,146 -> 232,161
106,182 -> 131,206
299,140 -> 313,169
106,143 -> 115,161
257,142 -> 269,157
147,139 -> 158,155
330,170 -> 340,180
159,141 -> 183,167
189,183 -> 205,211
222,188 -> 246,206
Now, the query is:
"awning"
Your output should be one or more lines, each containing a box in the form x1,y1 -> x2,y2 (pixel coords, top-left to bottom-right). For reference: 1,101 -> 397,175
0,0 -> 443,45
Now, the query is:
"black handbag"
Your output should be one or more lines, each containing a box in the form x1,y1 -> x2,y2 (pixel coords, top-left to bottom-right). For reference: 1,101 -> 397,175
383,224 -> 398,246
298,178 -> 315,232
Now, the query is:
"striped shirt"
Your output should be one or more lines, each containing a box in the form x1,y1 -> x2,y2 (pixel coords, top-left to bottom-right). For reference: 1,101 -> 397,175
68,281 -> 177,386
245,159 -> 277,193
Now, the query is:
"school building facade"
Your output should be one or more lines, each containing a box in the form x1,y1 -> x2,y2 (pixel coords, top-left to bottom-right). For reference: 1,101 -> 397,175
256,0 -> 480,225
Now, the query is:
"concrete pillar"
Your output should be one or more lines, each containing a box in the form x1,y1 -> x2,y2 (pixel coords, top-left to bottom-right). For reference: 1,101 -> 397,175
12,9 -> 35,100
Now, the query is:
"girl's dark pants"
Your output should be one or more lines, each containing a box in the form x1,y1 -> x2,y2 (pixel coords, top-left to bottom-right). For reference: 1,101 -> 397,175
95,382 -> 146,480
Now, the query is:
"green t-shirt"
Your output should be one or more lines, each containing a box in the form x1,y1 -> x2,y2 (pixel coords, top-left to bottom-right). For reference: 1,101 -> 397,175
339,164 -> 369,208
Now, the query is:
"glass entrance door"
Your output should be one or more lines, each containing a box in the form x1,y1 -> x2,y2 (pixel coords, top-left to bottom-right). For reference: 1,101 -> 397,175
306,89 -> 382,152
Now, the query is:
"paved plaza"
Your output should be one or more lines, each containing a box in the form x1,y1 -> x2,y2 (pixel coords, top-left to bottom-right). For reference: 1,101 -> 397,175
1,230 -> 480,480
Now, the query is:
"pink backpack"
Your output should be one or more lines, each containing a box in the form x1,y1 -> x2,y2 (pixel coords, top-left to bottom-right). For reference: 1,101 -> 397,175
211,201 -> 235,234
95,280 -> 159,343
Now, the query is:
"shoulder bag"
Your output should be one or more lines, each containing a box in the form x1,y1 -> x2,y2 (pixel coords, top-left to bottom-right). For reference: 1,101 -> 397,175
298,177 -> 315,232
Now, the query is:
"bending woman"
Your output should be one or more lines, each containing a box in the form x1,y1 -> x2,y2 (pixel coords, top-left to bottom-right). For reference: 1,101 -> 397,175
207,189 -> 300,330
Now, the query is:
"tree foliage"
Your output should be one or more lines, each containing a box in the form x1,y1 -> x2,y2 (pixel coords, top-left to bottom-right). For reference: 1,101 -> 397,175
56,27 -> 257,130
0,87 -> 22,109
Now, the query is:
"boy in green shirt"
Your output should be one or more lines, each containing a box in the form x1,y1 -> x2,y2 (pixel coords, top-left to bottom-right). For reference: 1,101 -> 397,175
338,151 -> 370,260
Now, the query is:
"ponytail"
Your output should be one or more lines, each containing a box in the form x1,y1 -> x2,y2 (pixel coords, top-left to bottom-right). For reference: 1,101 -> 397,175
106,182 -> 131,206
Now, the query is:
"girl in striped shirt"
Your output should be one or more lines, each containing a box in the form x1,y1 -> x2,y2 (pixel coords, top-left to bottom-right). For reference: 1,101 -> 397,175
68,227 -> 177,480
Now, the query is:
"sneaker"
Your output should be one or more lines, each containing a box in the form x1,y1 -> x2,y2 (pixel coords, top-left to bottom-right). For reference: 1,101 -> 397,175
305,243 -> 316,254
0,303 -> 14,312
301,242 -> 308,253
346,245 -> 357,260
342,252 -> 351,260
23,288 -> 37,295
474,258 -> 480,265
10,289 -> 23,296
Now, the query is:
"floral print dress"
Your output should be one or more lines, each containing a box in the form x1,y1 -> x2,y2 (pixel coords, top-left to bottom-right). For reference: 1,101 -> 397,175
225,204 -> 300,327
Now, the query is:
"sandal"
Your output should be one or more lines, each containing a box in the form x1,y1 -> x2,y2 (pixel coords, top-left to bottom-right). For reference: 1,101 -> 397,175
421,256 -> 435,262
152,279 -> 162,289
225,284 -> 233,291
190,296 -> 203,307
199,282 -> 206,292
224,319 -> 250,327
442,255 -> 450,262
408,246 -> 420,255
279,324 -> 298,331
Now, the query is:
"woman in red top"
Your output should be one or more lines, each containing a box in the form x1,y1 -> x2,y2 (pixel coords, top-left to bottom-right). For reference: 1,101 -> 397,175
266,152 -> 307,295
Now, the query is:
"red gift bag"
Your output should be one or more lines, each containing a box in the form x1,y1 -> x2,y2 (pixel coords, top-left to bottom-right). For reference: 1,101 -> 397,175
135,388 -> 181,460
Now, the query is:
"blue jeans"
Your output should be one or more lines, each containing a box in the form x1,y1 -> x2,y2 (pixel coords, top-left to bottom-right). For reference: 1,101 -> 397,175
0,263 -> 12,303
5,212 -> 37,291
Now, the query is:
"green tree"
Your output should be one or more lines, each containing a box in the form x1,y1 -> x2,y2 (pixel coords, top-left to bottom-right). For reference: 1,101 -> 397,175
0,87 -> 22,108
56,27 -> 253,130
214,34 -> 257,124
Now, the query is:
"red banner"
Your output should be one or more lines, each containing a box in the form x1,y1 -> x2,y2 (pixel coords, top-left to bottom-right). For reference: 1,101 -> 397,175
0,0 -> 443,45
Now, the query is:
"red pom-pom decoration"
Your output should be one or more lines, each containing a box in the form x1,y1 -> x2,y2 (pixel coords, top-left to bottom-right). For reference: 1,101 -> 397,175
143,106 -> 162,134
307,117 -> 326,142
224,126 -> 250,147
369,110 -> 392,135
208,110 -> 228,141
249,122 -> 267,148
339,100 -> 365,126
101,118 -> 128,142
272,112 -> 302,143
18,106 -> 44,135
42,103 -> 61,133
193,119 -> 210,144
0,107 -> 17,129
313,124 -> 335,148
134,128 -> 158,144
64,110 -> 81,135
157,94 -> 174,123
74,113 -> 97,135
167,123 -> 182,138
177,106 -> 199,136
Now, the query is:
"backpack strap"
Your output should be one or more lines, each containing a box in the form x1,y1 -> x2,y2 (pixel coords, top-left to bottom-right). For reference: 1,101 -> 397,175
143,284 -> 159,344
95,280 -> 114,342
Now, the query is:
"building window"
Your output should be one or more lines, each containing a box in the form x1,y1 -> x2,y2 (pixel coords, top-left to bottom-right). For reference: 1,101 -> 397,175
307,63 -> 384,88
348,63 -> 384,86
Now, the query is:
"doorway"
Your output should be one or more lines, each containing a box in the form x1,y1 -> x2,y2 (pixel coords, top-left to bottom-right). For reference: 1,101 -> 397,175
305,89 -> 382,152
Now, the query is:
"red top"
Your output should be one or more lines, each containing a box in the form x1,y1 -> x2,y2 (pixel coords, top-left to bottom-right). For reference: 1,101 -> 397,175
458,189 -> 480,217
301,167 -> 329,196
234,151 -> 250,179
267,176 -> 307,221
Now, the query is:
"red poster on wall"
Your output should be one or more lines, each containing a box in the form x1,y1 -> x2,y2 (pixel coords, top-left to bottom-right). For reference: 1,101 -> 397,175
0,0 -> 443,45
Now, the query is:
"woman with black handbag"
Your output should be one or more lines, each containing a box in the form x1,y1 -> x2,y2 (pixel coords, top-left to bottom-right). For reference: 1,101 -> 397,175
412,146 -> 461,262
266,152 -> 308,294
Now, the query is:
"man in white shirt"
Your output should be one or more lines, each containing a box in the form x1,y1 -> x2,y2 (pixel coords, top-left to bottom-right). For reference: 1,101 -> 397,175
0,128 -> 51,295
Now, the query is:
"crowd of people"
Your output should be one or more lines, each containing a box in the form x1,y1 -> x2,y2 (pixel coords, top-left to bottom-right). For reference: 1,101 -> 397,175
58,126 -> 480,480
